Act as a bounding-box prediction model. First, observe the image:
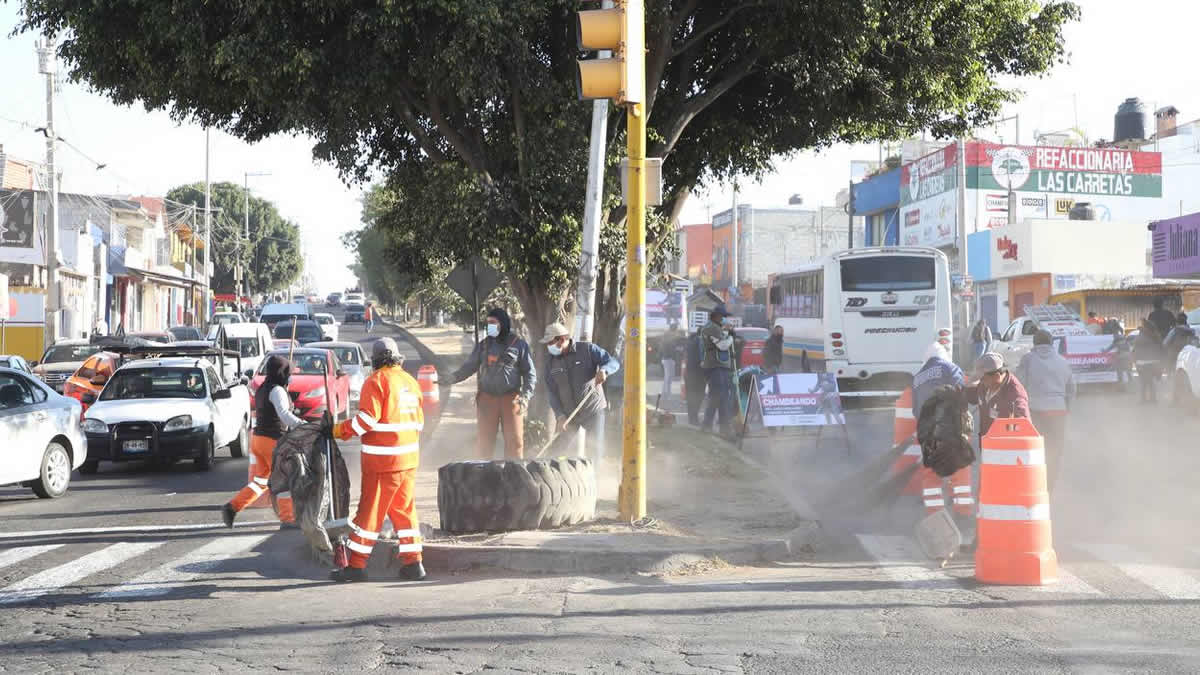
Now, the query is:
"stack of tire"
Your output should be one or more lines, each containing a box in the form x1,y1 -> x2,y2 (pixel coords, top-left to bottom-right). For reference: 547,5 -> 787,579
437,458 -> 597,534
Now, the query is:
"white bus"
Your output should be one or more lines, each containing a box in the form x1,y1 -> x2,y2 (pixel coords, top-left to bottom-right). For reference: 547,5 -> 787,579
768,247 -> 953,394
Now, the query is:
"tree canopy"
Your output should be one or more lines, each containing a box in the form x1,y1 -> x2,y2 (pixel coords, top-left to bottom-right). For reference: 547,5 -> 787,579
166,182 -> 302,295
19,0 -> 1079,347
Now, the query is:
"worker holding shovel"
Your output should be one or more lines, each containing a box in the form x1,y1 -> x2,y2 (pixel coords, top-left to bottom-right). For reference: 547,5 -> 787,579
541,322 -> 620,459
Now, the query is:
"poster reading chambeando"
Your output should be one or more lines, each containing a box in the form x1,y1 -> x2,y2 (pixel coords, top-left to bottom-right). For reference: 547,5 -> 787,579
756,373 -> 845,426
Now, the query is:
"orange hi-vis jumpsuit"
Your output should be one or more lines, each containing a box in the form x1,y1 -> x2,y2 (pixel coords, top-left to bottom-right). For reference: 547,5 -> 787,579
335,365 -> 424,569
230,385 -> 298,522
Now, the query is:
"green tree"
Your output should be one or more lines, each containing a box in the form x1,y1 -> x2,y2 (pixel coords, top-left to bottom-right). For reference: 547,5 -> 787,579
20,0 -> 1079,350
166,182 -> 302,296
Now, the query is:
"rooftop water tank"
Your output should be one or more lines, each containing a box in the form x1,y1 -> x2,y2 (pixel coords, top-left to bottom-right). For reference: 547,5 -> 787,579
1114,98 -> 1147,144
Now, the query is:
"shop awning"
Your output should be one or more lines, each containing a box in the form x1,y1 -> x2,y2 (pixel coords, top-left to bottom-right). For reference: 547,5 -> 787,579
126,267 -> 203,290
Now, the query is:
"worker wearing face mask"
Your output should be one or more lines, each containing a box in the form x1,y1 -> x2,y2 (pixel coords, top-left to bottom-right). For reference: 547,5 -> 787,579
700,305 -> 737,438
541,322 -> 620,455
449,307 -> 537,459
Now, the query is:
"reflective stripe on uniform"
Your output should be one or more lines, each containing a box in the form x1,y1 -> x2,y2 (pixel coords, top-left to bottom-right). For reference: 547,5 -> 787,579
248,455 -> 256,466
393,543 -> 423,553
952,485 -> 971,494
276,491 -> 291,499
978,503 -> 1050,521
981,448 -> 1045,466
923,499 -> 945,507
346,540 -> 375,554
252,476 -> 269,486
922,488 -> 942,496
391,529 -> 422,539
371,421 -> 424,432
361,443 -> 420,456
895,408 -> 915,420
350,418 -> 367,436
348,521 -> 379,541
246,483 -> 265,497
902,445 -> 922,457
953,497 -> 975,505
356,412 -> 378,429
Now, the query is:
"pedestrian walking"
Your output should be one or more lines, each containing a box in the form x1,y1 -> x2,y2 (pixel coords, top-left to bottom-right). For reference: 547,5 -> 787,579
965,352 -> 1030,441
1015,330 -> 1075,491
449,307 -> 536,459
684,329 -> 706,426
330,337 -> 426,583
970,319 -> 992,364
222,354 -> 299,529
1134,319 -> 1165,404
541,322 -> 619,456
1148,299 -> 1175,339
700,306 -> 737,437
659,326 -> 682,404
364,302 -> 375,333
763,325 -> 784,374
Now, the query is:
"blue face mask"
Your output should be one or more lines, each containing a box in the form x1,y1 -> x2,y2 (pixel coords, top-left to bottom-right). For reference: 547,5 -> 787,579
486,323 -> 500,338
547,344 -> 563,356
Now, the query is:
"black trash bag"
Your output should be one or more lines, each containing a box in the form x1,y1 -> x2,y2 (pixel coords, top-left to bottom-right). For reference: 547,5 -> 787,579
917,385 -> 975,477
269,422 -> 351,553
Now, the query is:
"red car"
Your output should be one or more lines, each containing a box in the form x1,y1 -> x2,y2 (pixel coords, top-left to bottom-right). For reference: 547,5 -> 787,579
735,327 -> 770,367
248,348 -> 351,423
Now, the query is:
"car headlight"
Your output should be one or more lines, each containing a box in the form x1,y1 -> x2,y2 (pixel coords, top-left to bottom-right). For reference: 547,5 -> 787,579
81,418 -> 108,434
303,386 -> 326,400
163,414 -> 196,432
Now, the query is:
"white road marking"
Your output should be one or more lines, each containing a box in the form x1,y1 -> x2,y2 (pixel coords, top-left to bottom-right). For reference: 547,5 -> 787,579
0,545 -> 64,573
854,534 -> 960,589
96,534 -> 271,600
0,542 -> 162,605
0,520 -> 279,541
1079,543 -> 1200,599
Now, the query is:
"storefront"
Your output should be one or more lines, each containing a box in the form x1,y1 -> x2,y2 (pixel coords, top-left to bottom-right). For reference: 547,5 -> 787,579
851,167 -> 900,246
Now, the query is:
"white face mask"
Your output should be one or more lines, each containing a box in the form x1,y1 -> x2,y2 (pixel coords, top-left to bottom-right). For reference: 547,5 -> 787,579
547,344 -> 563,356
486,323 -> 500,338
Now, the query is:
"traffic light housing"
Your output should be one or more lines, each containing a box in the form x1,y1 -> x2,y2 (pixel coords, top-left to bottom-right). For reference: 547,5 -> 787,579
575,0 -> 644,105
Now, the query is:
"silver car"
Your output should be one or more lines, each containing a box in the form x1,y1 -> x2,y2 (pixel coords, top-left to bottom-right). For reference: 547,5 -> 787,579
307,341 -> 370,404
0,368 -> 86,498
0,355 -> 32,374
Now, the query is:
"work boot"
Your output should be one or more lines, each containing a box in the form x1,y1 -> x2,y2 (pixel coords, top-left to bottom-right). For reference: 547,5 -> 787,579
329,567 -> 368,583
397,561 -> 427,581
221,503 -> 236,529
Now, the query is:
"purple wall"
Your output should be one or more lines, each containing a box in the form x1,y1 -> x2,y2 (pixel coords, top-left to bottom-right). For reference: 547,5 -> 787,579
1152,213 -> 1200,278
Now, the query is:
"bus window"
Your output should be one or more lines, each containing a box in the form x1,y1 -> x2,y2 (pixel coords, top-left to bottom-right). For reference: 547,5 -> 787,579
840,256 -> 935,292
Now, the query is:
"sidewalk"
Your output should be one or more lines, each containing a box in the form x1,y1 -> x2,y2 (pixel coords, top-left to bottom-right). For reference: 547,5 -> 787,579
383,321 -> 812,575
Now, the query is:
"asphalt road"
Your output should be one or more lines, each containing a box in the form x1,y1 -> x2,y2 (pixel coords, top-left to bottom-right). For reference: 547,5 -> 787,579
2,320 -> 1199,672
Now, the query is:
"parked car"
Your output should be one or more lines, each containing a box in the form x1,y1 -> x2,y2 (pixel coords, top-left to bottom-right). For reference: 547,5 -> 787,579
313,313 -> 340,342
168,326 -> 203,341
130,331 -> 174,345
308,341 -> 370,404
0,367 -> 87,498
259,303 -> 312,331
735,326 -> 770,367
248,348 -> 351,422
80,354 -> 250,473
64,351 -> 121,412
33,339 -> 98,393
212,311 -> 245,326
0,354 -> 32,373
215,323 -> 274,378
273,319 -> 324,346
344,303 -> 365,324
326,292 -> 342,307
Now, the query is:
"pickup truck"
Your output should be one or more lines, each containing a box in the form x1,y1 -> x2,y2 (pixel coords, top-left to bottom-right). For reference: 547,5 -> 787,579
992,304 -> 1120,385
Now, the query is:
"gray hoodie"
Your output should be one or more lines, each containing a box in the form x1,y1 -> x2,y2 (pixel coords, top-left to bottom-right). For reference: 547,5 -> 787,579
1014,344 -> 1076,412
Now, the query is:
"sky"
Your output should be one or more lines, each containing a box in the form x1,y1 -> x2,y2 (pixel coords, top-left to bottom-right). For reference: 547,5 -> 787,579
2,0 -> 1196,291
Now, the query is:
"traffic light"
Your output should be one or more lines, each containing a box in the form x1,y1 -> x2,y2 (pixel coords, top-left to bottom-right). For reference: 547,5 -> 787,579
575,0 -> 644,105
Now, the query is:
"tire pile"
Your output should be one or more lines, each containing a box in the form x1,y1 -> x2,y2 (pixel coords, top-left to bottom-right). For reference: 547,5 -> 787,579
437,458 -> 597,534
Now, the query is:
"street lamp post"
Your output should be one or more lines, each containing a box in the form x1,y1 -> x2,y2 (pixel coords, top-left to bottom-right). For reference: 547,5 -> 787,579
242,171 -> 271,311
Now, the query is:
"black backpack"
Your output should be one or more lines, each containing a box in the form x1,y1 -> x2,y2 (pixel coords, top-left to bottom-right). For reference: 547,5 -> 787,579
917,385 -> 976,477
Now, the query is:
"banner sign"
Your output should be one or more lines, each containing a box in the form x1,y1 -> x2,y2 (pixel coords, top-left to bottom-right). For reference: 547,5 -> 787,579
1061,337 -> 1119,384
0,190 -> 37,249
899,145 -> 959,248
967,143 -> 1162,198
1151,212 -> 1200,278
755,373 -> 845,426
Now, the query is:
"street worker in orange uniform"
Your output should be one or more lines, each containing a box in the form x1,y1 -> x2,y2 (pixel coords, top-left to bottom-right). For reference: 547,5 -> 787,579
223,354 -> 299,528
329,337 -> 426,583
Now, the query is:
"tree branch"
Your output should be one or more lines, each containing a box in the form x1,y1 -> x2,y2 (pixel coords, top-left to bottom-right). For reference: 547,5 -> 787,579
671,1 -> 760,59
655,49 -> 761,158
394,99 -> 447,163
646,0 -> 697,117
426,92 -> 491,181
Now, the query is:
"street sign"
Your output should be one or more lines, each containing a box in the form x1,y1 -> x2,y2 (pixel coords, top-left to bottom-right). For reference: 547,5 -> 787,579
445,257 -> 503,343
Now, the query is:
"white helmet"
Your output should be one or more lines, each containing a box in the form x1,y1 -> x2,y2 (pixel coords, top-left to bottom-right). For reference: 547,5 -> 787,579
923,342 -> 949,362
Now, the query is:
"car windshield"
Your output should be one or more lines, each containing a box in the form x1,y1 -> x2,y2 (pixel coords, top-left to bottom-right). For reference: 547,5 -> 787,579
275,322 -> 322,340
100,367 -> 207,400
42,344 -> 96,363
261,352 -> 327,376
328,347 -> 360,365
214,314 -> 241,325
134,333 -> 172,344
170,327 -> 202,340
263,314 -> 307,326
229,337 -> 261,358
316,315 -> 334,325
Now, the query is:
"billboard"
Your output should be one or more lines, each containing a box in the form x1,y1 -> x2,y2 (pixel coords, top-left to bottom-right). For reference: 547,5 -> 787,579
0,190 -> 41,265
1151,212 -> 1200,278
711,215 -> 735,289
967,143 -> 1162,197
899,144 -> 959,247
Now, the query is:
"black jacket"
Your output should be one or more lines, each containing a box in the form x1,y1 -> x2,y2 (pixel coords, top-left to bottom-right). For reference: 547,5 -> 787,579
763,335 -> 784,370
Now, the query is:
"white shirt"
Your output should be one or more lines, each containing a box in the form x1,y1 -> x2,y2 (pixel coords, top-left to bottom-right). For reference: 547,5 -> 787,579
268,385 -> 304,429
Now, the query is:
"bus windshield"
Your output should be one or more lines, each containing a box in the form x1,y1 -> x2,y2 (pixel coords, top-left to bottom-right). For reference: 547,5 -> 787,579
840,256 -> 935,292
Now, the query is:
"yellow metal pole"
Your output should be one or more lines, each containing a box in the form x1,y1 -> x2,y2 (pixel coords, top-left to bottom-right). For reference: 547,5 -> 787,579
620,101 -> 647,522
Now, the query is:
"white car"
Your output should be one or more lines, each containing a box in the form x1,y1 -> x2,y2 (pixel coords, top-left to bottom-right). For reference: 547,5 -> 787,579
344,293 -> 364,305
215,323 -> 274,379
0,368 -> 87,498
308,341 -> 369,404
313,313 -> 340,342
212,311 -> 245,326
80,357 -> 250,472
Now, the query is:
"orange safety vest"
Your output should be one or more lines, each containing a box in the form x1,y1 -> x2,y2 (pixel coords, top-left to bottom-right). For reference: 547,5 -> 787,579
335,366 -> 423,471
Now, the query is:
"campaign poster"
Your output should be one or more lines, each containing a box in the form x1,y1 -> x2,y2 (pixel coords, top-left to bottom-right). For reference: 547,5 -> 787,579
1060,337 -> 1119,384
756,372 -> 845,426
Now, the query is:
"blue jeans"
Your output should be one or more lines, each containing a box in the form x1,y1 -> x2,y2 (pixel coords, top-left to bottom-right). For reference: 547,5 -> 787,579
366,318 -> 375,333
702,367 -> 734,432
972,341 -> 986,361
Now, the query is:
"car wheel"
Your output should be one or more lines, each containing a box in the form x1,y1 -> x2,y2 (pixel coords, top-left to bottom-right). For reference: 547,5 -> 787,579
31,442 -> 73,499
194,432 -> 215,471
228,419 -> 248,458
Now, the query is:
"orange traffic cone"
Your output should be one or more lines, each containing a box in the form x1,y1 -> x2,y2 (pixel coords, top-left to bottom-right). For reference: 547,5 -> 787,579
975,417 -> 1057,585
417,365 -> 440,416
891,387 -> 925,495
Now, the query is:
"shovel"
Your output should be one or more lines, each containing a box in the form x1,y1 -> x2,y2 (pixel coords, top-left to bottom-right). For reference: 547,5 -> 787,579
536,384 -> 599,458
915,506 -> 963,567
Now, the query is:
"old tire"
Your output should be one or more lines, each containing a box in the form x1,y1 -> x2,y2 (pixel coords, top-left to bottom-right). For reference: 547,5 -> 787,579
438,458 -> 597,534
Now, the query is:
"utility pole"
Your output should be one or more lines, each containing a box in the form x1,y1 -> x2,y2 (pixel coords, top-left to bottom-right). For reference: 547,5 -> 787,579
956,139 -> 971,351
730,182 -> 738,299
573,0 -> 613,343
190,205 -> 198,323
243,171 -> 270,312
204,130 -> 212,329
37,39 -> 59,348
